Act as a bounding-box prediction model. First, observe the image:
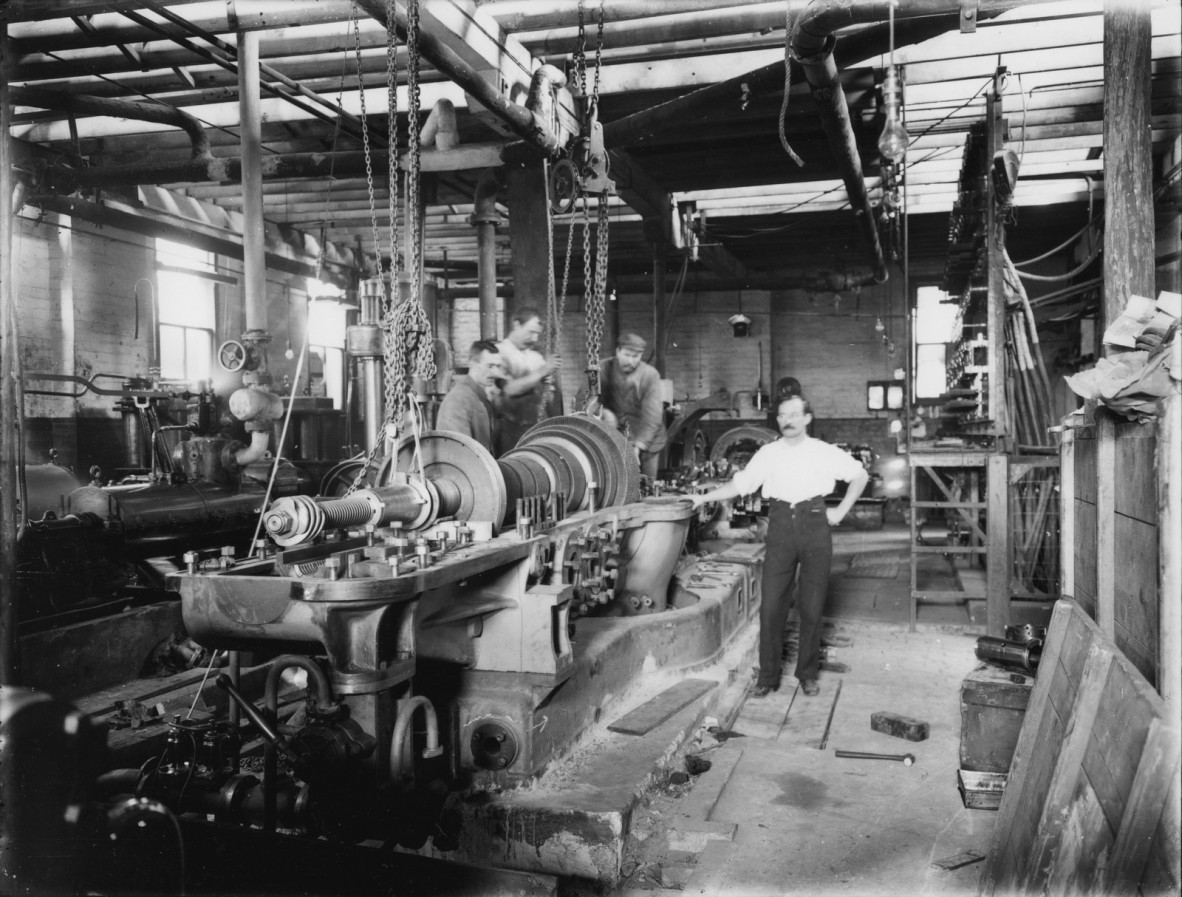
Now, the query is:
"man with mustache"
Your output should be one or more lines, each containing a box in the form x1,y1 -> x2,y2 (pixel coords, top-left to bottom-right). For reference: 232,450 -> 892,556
691,395 -> 867,698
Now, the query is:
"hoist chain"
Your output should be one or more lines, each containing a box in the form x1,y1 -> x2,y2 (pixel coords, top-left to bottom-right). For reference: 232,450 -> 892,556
381,0 -> 435,440
352,1 -> 382,265
539,170 -> 560,421
576,0 -> 608,398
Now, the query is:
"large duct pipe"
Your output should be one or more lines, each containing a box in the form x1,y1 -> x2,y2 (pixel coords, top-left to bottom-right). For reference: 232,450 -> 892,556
10,87 -> 212,162
472,168 -> 504,339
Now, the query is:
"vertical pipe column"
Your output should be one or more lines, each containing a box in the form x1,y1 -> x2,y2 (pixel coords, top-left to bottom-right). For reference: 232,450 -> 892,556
237,32 -> 267,336
471,168 -> 503,340
0,30 -> 20,686
651,240 -> 666,375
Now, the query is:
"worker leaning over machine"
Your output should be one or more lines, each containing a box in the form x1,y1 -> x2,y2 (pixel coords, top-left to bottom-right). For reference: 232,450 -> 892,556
597,332 -> 667,479
495,307 -> 563,455
435,339 -> 504,453
691,394 -> 868,699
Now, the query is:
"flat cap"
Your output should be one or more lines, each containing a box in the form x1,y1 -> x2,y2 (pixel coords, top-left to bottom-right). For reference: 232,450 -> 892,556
617,332 -> 647,351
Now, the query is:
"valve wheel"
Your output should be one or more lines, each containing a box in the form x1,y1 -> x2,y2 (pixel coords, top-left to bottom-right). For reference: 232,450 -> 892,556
217,339 -> 248,372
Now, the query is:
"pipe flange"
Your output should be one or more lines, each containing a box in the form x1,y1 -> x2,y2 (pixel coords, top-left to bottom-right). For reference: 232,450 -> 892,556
469,719 -> 520,771
788,32 -> 837,66
331,665 -> 413,696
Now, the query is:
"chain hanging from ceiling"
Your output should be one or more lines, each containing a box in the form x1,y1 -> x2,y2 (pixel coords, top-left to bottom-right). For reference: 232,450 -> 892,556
573,0 -> 610,402
382,0 -> 436,439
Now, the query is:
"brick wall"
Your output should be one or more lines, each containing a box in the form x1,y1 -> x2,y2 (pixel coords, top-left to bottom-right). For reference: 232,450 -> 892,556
13,210 -> 315,475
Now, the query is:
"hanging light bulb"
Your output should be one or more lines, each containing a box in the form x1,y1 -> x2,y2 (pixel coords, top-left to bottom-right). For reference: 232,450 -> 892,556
874,316 -> 885,334
878,2 -> 908,165
878,66 -> 909,164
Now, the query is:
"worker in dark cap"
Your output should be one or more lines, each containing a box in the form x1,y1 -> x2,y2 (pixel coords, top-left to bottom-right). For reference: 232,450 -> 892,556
597,332 -> 667,479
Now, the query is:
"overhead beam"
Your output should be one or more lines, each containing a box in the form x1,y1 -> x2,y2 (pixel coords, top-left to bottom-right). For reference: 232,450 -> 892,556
1,0 -> 207,25
9,2 -> 354,52
24,185 -> 359,286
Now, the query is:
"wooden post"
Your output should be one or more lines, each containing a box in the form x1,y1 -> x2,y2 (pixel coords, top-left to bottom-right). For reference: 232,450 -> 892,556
1102,0 -> 1155,339
985,72 -> 1008,441
1059,428 -> 1076,599
987,453 -> 1010,636
1160,385 -> 1181,718
1097,411 -> 1117,638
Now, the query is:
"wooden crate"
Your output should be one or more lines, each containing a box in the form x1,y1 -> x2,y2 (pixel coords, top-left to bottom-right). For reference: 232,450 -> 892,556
978,599 -> 1181,895
959,664 -> 1032,773
958,769 -> 1008,810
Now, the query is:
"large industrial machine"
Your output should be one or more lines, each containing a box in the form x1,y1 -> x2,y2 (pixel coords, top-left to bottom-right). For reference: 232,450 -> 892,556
3,402 -> 746,893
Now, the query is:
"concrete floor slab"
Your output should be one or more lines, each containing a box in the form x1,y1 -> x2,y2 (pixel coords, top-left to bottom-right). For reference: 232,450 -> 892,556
611,526 -> 1002,896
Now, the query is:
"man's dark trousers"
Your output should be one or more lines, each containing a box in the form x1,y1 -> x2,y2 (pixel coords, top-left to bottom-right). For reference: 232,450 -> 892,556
757,496 -> 833,688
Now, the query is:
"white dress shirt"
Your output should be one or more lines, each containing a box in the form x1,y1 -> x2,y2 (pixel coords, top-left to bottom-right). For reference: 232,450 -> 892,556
730,437 -> 866,504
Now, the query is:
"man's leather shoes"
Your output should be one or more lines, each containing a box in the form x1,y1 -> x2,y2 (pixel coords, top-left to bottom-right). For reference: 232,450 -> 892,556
800,679 -> 820,696
751,683 -> 777,698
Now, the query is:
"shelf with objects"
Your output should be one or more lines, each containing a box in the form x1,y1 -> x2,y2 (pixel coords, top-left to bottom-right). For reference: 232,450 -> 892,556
910,67 -> 1060,633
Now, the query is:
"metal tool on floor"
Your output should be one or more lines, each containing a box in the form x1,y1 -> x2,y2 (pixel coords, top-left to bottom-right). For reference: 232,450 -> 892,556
834,749 -> 916,766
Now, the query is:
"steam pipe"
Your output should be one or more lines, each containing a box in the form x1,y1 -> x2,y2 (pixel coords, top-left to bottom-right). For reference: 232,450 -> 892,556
10,87 -> 211,161
355,0 -> 564,152
420,99 -> 459,151
788,0 -> 1058,283
471,168 -> 504,339
1,30 -> 21,686
261,656 -> 335,832
388,696 -> 442,783
232,429 -> 273,468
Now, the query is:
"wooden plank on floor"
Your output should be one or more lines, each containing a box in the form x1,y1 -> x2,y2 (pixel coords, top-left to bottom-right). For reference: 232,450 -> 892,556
607,678 -> 717,736
732,682 -> 794,740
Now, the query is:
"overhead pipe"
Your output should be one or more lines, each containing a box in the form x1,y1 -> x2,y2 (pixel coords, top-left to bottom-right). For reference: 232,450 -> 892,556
10,86 -> 212,162
788,0 -> 1057,283
601,14 -> 986,150
789,15 -> 888,283
471,168 -> 504,340
354,0 -> 565,152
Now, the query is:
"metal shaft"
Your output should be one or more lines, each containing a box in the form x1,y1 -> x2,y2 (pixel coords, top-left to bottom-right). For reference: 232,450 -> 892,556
834,749 -> 916,766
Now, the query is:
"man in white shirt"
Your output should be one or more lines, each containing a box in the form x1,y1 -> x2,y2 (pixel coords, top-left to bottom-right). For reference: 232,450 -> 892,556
691,395 -> 868,698
495,307 -> 562,455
